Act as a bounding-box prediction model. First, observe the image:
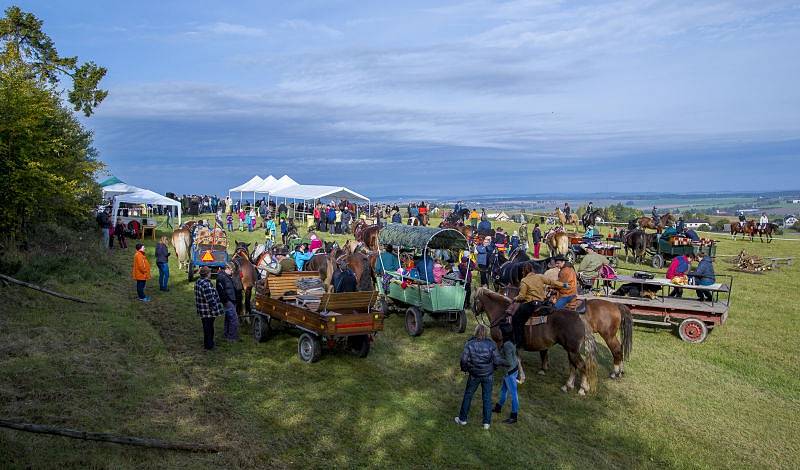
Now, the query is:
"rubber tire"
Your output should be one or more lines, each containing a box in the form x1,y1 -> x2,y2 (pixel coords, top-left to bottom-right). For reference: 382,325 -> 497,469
405,307 -> 424,337
187,262 -> 195,282
298,333 -> 322,363
652,254 -> 665,269
677,318 -> 708,343
349,335 -> 371,358
450,310 -> 467,333
252,314 -> 270,343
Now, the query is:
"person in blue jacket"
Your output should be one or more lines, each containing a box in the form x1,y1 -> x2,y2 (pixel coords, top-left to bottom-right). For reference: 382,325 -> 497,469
291,244 -> 314,271
689,252 -> 716,301
477,217 -> 492,236
415,253 -> 435,284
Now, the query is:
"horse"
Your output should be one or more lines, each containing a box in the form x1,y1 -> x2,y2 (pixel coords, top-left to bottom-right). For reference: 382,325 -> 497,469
354,220 -> 380,252
440,208 -> 469,228
622,229 -> 654,264
637,213 -> 674,233
472,288 -> 598,395
758,223 -> 779,243
171,228 -> 191,271
731,220 -> 757,241
232,242 -> 258,316
545,228 -> 569,258
581,209 -> 603,231
555,208 -> 579,230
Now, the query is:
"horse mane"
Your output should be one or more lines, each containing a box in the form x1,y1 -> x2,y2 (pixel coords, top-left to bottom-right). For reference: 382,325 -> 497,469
476,287 -> 511,305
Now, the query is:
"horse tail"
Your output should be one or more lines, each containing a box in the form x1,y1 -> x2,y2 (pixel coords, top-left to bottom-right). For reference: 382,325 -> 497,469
618,304 -> 633,360
581,316 -> 598,393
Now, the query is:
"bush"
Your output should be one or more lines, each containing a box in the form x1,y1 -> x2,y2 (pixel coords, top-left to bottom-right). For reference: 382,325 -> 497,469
793,221 -> 800,232
697,224 -> 712,232
713,219 -> 729,232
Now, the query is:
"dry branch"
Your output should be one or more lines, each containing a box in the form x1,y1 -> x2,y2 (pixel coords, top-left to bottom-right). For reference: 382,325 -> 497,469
0,274 -> 94,304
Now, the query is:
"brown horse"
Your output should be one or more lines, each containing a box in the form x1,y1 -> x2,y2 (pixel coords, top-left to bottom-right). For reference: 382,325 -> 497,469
622,229 -> 655,263
758,223 -> 779,243
731,220 -> 757,241
472,288 -> 598,395
555,208 -> 580,231
637,213 -> 674,233
545,228 -> 569,257
353,221 -> 380,252
233,242 -> 258,316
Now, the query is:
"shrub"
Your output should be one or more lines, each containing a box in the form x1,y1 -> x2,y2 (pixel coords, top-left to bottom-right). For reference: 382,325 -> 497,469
697,224 -> 712,232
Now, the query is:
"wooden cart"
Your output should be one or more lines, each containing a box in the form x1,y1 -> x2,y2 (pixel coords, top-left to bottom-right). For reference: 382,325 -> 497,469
252,271 -> 383,363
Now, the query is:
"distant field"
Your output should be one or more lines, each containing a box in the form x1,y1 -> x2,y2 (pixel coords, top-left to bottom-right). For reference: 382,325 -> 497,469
1,215 -> 799,468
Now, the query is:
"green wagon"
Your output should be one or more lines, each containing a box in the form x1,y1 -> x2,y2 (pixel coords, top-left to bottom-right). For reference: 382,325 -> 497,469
650,237 -> 717,269
375,224 -> 470,336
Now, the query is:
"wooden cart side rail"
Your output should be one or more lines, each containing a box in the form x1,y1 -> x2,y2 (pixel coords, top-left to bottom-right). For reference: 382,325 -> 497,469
320,291 -> 376,313
255,294 -> 326,335
266,271 -> 320,298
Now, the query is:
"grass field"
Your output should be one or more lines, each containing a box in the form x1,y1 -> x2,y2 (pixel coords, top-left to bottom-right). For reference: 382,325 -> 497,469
1,216 -> 799,468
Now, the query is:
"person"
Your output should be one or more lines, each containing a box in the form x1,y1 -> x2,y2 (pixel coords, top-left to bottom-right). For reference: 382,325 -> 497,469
216,262 -> 239,341
291,244 -> 314,271
583,225 -> 595,241
737,211 -> 746,225
238,208 -> 246,231
278,202 -> 287,220
532,223 -> 542,258
676,217 -> 685,234
493,322 -> 520,424
509,231 -> 520,253
309,232 -> 323,253
475,236 -> 495,287
155,236 -> 170,292
458,256 -> 473,308
469,209 -> 480,229
651,206 -> 659,221
564,203 -> 571,221
576,247 -> 608,277
456,324 -> 507,430
226,212 -> 234,231
666,253 -> 693,298
313,205 -> 321,230
689,252 -> 716,301
96,208 -> 111,249
510,264 -> 568,345
333,259 -> 357,292
341,208 -> 352,233
132,243 -> 151,302
494,227 -> 507,252
759,212 -> 769,230
477,216 -> 492,236
586,201 -> 593,214
376,244 -> 400,275
108,221 -> 115,249
280,218 -> 289,245
391,211 -> 402,224
553,255 -> 578,309
277,248 -> 297,273
265,216 -> 276,242
195,266 -> 223,350
433,259 -> 446,284
115,220 -> 127,249
327,206 -> 336,234
249,208 -> 257,232
415,254 -> 435,284
335,207 -> 342,233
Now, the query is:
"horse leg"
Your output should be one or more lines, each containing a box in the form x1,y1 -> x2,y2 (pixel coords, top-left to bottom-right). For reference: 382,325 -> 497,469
603,332 -> 624,379
245,286 -> 252,315
561,365 -> 576,393
538,350 -> 549,375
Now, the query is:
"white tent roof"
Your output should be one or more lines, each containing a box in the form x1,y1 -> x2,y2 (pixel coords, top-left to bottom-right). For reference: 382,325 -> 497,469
269,184 -> 370,202
102,182 -> 142,199
229,175 -> 264,193
253,175 -> 278,193
271,175 -> 298,192
111,189 -> 182,225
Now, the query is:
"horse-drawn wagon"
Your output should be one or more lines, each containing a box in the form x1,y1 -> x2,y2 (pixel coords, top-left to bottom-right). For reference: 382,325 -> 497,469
565,234 -> 619,266
579,269 -> 732,343
375,224 -> 470,336
649,236 -> 717,269
187,226 -> 229,281
251,271 -> 383,363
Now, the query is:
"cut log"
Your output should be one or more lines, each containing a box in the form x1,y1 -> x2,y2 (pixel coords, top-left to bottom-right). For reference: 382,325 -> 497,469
0,274 -> 94,304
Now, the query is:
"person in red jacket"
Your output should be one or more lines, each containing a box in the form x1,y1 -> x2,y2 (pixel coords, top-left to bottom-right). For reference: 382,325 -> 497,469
666,253 -> 694,298
132,243 -> 151,302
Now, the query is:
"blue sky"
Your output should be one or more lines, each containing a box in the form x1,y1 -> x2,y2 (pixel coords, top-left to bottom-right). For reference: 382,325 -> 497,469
10,0 -> 800,197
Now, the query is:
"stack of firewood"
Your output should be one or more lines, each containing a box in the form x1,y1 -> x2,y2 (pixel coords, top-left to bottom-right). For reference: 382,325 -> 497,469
728,250 -> 772,273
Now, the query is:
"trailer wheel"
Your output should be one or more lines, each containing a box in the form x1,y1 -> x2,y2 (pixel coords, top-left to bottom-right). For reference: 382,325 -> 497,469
298,333 -> 322,363
348,335 -> 371,358
651,254 -> 665,269
252,314 -> 270,343
450,310 -> 467,333
187,262 -> 195,282
405,307 -> 424,337
677,318 -> 708,343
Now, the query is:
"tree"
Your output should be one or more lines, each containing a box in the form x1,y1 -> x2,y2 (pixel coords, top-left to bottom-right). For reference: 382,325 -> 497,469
0,6 -> 106,239
713,219 -> 729,232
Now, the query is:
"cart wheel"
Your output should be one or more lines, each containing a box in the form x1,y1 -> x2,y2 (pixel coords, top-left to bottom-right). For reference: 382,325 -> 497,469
651,254 -> 664,269
298,333 -> 322,363
348,335 -> 371,358
566,251 -> 576,263
187,262 -> 195,282
677,318 -> 708,343
252,314 -> 271,343
450,310 -> 467,334
405,307 -> 424,337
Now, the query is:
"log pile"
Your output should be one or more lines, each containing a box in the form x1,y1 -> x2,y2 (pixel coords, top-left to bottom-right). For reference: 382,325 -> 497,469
728,250 -> 772,273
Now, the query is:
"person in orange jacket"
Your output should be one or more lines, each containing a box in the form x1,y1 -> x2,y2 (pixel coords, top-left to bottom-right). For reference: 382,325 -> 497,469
553,254 -> 578,309
132,243 -> 151,302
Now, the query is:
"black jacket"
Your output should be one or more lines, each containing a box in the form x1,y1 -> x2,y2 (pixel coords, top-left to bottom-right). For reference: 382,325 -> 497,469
155,243 -> 170,263
460,337 -> 507,377
333,268 -> 357,293
216,271 -> 237,305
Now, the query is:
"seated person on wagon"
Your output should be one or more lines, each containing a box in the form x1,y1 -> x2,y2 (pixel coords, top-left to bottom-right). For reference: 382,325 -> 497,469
266,248 -> 297,275
688,252 -> 716,302
376,244 -> 401,275
553,255 -> 579,309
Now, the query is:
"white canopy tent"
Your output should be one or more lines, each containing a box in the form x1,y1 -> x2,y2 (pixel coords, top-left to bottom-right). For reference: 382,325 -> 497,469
269,184 -> 370,202
271,175 -> 298,192
102,182 -> 143,199
228,175 -> 264,202
252,175 -> 278,195
111,189 -> 182,226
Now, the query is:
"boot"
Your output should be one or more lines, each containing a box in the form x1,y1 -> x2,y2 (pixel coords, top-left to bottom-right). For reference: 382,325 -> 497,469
503,412 -> 518,424
492,403 -> 502,414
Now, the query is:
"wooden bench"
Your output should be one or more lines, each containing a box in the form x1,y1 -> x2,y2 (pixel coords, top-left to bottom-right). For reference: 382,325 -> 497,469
319,291 -> 376,314
266,271 -> 320,300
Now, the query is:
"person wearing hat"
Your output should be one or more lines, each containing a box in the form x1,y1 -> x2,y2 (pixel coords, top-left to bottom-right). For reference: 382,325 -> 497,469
277,247 -> 297,273
195,266 -> 223,350
676,216 -> 685,234
216,262 -> 239,341
532,223 -> 542,258
553,255 -> 579,309
475,236 -> 495,288
333,258 -> 357,293
510,263 -> 569,344
510,231 -> 520,253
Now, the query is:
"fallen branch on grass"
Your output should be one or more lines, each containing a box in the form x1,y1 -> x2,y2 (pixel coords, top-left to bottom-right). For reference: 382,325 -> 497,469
0,274 -> 94,304
0,419 -> 222,453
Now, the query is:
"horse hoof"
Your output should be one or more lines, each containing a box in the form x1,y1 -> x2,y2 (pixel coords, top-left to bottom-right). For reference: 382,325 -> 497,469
609,372 -> 619,380
560,385 -> 568,393
538,370 -> 546,376
578,388 -> 586,396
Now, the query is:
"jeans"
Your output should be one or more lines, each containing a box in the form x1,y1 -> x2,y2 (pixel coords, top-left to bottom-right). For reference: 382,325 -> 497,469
136,280 -> 146,299
458,374 -> 494,425
202,317 -> 215,350
157,262 -> 169,290
227,222 -> 233,231
554,295 -> 575,309
102,228 -> 110,249
223,301 -> 239,340
498,370 -> 519,413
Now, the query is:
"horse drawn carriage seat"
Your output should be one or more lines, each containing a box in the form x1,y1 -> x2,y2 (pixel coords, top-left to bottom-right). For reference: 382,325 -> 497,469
265,271 -> 320,301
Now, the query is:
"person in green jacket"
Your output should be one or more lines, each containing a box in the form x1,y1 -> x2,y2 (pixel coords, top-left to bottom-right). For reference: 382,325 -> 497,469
376,244 -> 401,275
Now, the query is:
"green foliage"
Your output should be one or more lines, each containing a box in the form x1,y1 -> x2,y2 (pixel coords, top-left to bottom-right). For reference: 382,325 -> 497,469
713,219 -> 730,232
0,6 -> 105,240
697,224 -> 711,232
604,203 -> 643,222
792,221 -> 800,232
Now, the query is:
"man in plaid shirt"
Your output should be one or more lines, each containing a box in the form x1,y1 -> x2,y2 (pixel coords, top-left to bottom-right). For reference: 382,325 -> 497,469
195,266 -> 223,350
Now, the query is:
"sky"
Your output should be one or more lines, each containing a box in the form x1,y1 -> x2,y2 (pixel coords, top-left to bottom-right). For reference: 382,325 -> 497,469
9,0 -> 800,197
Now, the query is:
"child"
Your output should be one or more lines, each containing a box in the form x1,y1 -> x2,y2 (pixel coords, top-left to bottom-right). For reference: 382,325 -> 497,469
132,243 -> 151,302
226,213 -> 233,231
115,220 -> 127,248
493,322 -> 520,424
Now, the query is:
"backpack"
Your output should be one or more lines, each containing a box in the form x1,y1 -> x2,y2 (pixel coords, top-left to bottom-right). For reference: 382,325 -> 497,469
599,264 -> 617,280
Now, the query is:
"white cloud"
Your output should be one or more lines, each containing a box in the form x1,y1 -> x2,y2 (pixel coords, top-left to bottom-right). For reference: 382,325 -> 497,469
193,22 -> 267,37
279,19 -> 342,37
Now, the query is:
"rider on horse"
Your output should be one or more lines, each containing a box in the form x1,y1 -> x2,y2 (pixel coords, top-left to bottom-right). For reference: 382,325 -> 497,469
509,264 -> 569,346
759,212 -> 769,230
651,206 -> 658,221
